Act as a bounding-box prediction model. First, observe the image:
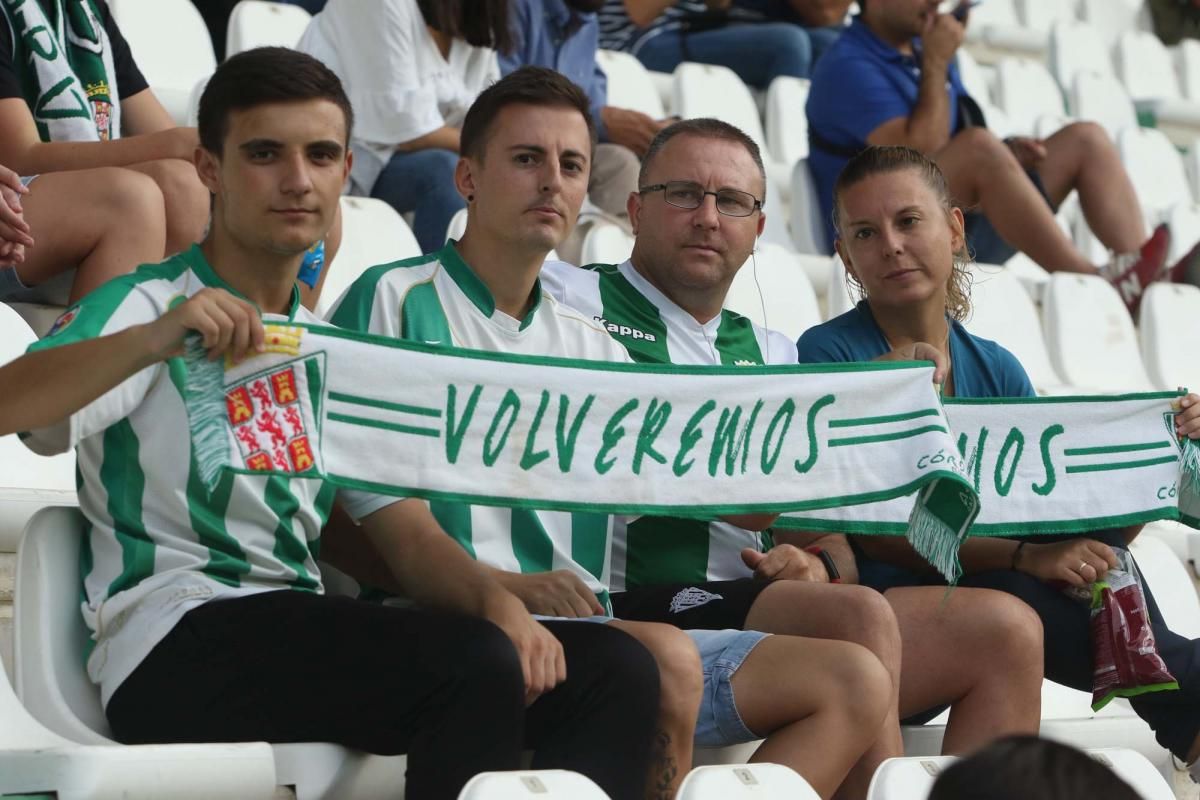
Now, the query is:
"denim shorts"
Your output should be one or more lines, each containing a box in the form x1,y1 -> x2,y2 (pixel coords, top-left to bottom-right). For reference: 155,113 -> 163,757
687,628 -> 769,747
535,616 -> 770,747
0,264 -> 73,304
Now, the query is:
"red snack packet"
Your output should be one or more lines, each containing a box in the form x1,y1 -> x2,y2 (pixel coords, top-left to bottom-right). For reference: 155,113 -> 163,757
1090,549 -> 1179,711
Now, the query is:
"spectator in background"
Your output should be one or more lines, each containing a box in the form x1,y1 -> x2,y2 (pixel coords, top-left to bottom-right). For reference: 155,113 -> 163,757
805,0 -> 1195,314
500,0 -> 659,261
928,736 -> 1142,800
298,0 -> 508,253
597,0 -> 847,89
0,0 -> 207,303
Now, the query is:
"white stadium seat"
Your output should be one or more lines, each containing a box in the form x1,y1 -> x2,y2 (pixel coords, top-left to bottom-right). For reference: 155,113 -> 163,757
764,76 -> 810,168
457,770 -> 611,799
672,62 -> 766,153
580,222 -> 634,265
956,50 -> 1015,138
995,57 -> 1069,137
596,49 -> 667,120
964,264 -> 1073,395
962,0 -> 1045,60
1069,71 -> 1138,141
226,0 -> 313,56
0,305 -> 76,552
108,0 -> 216,125
1177,40 -> 1200,103
826,253 -> 856,318
1138,282 -> 1200,393
445,207 -> 469,243
13,506 -> 409,800
1118,126 -> 1192,223
788,159 -> 829,256
723,244 -> 822,342
1088,748 -> 1177,800
866,755 -> 952,800
1115,31 -> 1200,146
1041,272 -> 1155,392
677,764 -> 819,800
1077,0 -> 1146,44
1049,21 -> 1114,92
316,197 -> 422,318
1014,0 -> 1076,35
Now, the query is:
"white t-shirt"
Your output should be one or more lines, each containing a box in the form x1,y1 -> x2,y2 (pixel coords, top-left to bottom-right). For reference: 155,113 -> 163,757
297,0 -> 499,193
22,246 -> 335,707
328,243 -> 631,611
541,258 -> 797,591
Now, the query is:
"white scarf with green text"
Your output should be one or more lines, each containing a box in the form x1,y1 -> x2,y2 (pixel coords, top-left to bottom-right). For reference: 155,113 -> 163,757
182,324 -> 1200,583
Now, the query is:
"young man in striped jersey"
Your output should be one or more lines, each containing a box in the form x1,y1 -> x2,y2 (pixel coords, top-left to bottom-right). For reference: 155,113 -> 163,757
0,48 -> 666,800
542,118 -> 1046,797
330,68 -> 893,800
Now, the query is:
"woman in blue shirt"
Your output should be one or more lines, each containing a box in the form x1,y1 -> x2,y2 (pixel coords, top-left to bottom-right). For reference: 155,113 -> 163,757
798,144 -> 1200,773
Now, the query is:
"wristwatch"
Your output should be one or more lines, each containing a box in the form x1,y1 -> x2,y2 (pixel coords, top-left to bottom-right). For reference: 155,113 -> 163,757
803,545 -> 841,584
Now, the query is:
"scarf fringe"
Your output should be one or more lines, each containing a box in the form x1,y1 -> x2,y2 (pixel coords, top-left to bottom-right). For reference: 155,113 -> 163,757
1181,436 -> 1200,499
183,336 -> 230,492
906,497 -> 963,584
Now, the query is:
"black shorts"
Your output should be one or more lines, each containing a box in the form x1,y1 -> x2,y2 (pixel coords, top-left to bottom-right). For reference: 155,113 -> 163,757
611,578 -> 771,630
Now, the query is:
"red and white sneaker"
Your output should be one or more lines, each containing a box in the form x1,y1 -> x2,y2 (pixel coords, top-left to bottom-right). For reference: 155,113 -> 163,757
1105,223 -> 1171,316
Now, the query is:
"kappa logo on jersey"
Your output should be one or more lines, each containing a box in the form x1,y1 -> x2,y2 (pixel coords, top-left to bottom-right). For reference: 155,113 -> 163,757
227,363 -> 319,474
593,316 -> 658,342
668,587 -> 724,614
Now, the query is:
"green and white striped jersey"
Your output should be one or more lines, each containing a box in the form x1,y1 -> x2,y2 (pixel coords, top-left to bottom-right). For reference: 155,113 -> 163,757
21,246 -> 335,708
329,243 -> 631,611
540,258 -> 797,591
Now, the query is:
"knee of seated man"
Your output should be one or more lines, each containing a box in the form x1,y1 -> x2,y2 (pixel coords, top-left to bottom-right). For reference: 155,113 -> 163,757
977,590 -> 1044,668
143,160 -> 208,221
953,126 -> 1013,164
95,167 -> 166,216
1060,120 -> 1112,154
442,614 -> 526,694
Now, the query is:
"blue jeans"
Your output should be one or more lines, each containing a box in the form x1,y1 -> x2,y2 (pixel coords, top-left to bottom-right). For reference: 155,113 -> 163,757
635,22 -> 815,87
370,148 -> 465,254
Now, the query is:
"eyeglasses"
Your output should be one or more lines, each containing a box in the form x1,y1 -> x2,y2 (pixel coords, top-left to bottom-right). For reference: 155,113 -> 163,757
638,181 -> 763,217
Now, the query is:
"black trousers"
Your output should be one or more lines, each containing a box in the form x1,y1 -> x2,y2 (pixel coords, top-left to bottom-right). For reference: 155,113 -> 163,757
107,590 -> 660,800
857,529 -> 1200,759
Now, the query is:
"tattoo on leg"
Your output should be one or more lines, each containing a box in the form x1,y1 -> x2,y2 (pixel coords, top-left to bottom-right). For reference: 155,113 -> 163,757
649,728 -> 678,800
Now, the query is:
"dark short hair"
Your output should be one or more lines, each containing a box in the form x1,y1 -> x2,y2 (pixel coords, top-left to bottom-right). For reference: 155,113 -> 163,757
928,736 -> 1142,800
417,0 -> 512,53
198,47 -> 353,155
638,118 -> 767,202
460,66 -> 596,161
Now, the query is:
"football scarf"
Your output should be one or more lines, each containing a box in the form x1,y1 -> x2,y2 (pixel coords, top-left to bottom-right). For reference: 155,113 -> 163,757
2,0 -> 121,142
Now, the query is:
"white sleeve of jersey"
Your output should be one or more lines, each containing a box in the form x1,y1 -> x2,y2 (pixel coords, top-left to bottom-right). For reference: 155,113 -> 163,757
22,288 -> 165,455
764,328 -> 800,366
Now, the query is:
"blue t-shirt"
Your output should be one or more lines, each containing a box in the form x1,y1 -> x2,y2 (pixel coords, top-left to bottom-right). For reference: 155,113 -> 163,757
796,300 -> 1034,591
796,300 -> 1035,399
805,18 -> 968,251
499,0 -> 611,141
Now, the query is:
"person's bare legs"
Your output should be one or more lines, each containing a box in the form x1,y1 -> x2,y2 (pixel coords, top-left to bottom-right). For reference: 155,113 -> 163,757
128,158 -> 209,255
934,128 -> 1096,274
1036,122 -> 1147,255
744,581 -> 903,800
732,635 -> 891,800
608,619 -> 702,800
18,168 -> 167,303
886,585 -> 1043,754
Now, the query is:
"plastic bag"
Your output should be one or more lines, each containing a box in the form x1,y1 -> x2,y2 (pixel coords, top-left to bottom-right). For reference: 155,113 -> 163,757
1090,548 -> 1179,711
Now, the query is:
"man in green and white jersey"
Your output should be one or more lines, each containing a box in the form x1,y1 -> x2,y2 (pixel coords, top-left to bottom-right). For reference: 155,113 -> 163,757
0,49 -> 669,800
331,71 -> 897,800
543,118 -> 1051,795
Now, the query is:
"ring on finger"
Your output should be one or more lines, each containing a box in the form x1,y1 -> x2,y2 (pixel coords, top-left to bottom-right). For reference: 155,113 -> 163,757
1079,561 -> 1090,573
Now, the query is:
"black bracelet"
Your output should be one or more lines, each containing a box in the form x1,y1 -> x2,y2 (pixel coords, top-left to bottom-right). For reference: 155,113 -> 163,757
1011,541 -> 1027,570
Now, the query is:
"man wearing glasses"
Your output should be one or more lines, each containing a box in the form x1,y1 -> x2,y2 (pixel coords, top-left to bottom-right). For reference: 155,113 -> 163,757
540,117 -> 916,796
